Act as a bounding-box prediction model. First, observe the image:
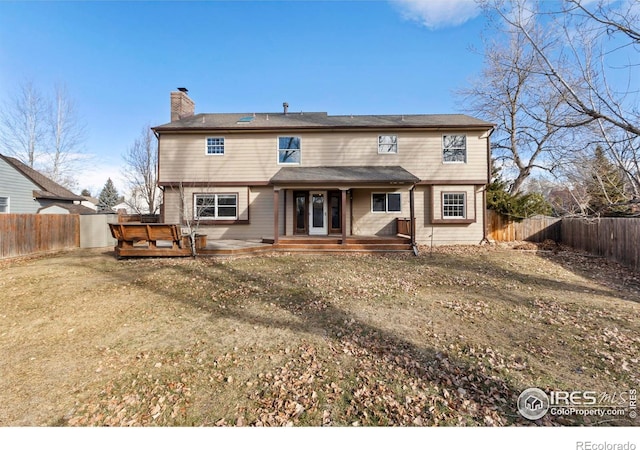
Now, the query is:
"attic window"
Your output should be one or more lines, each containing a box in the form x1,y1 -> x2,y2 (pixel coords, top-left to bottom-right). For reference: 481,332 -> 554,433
237,116 -> 255,123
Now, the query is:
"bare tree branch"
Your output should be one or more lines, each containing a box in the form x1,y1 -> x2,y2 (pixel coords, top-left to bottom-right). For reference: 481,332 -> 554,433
122,126 -> 160,214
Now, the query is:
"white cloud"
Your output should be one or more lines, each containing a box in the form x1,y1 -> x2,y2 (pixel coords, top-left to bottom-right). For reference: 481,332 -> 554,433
74,159 -> 127,198
391,0 -> 481,29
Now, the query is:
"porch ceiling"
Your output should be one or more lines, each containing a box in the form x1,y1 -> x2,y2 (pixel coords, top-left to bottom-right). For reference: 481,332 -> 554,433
270,166 -> 420,187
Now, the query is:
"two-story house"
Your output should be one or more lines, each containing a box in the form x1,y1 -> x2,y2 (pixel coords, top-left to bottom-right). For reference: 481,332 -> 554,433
153,89 -> 493,247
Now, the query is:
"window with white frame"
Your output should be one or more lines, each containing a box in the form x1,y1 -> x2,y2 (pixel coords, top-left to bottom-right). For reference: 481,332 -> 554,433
206,137 -> 225,155
194,193 -> 238,220
442,135 -> 466,163
378,135 -> 398,154
0,196 -> 8,213
278,136 -> 301,164
372,193 -> 401,213
442,193 -> 466,218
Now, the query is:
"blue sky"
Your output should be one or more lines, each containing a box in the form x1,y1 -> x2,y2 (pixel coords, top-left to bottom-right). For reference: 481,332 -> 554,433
0,0 -> 487,195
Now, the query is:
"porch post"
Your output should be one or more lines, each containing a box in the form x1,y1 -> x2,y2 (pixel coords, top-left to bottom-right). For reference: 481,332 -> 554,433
273,188 -> 279,245
341,188 -> 348,245
409,185 -> 416,246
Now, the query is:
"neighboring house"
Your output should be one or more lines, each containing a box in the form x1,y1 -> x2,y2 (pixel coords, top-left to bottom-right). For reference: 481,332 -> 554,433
0,154 -> 89,214
152,90 -> 494,245
113,202 -> 133,214
80,196 -> 100,211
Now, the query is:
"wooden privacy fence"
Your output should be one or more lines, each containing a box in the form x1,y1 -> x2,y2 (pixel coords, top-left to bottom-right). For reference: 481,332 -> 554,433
0,214 -> 79,259
487,210 -> 561,242
562,218 -> 640,271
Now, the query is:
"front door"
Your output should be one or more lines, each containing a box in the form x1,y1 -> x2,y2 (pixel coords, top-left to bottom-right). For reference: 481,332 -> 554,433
309,191 -> 328,235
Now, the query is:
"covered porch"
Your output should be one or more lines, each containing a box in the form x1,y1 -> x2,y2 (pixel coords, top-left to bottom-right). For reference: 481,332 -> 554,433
269,166 -> 420,249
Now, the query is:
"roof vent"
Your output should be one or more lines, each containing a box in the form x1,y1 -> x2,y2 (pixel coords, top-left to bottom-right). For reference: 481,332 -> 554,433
283,102 -> 289,115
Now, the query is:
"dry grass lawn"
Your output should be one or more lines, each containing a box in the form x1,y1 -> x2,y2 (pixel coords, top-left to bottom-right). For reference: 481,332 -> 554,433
0,244 -> 638,426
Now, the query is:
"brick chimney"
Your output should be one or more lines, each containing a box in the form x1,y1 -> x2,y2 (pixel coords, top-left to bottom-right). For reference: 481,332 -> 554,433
170,88 -> 195,122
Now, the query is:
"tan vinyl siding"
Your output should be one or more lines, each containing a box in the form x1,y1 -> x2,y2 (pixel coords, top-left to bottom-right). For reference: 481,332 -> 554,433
413,185 -> 485,245
351,188 -> 409,236
162,186 -> 276,240
158,130 -> 489,183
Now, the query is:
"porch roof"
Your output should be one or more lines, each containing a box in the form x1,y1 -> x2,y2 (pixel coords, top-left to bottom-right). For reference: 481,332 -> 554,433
270,166 -> 420,186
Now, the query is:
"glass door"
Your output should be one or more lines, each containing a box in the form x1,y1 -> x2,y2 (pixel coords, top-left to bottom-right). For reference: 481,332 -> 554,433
293,191 -> 308,235
328,190 -> 342,235
309,191 -> 328,235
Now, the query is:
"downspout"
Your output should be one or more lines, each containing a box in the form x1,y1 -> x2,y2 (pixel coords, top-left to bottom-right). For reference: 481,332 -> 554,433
410,183 -> 418,256
482,126 -> 496,244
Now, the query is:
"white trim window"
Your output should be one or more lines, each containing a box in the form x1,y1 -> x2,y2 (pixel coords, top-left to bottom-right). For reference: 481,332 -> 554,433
372,193 -> 401,213
442,192 -> 466,218
378,135 -> 398,154
278,136 -> 301,164
194,193 -> 238,219
206,137 -> 225,155
443,135 -> 466,163
0,196 -> 8,213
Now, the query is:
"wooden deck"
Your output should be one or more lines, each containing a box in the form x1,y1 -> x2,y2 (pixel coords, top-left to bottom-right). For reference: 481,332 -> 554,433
109,223 -> 413,258
268,235 -> 413,253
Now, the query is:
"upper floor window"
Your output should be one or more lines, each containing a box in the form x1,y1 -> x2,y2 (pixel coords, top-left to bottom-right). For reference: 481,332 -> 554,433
194,193 -> 238,220
278,136 -> 301,164
378,135 -> 398,154
443,135 -> 466,163
206,137 -> 225,155
372,193 -> 401,213
442,192 -> 466,218
0,196 -> 8,213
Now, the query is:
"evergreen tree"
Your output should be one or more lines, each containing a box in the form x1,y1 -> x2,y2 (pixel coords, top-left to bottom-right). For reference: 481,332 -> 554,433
97,178 -> 119,212
80,188 -> 92,197
486,163 -> 552,221
586,146 -> 629,216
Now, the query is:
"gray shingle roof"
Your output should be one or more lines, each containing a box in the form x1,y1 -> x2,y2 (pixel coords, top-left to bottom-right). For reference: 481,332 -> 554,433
0,154 -> 85,201
270,166 -> 420,185
153,112 -> 494,131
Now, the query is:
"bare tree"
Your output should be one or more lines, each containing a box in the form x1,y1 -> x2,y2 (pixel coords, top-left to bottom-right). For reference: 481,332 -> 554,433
122,126 -> 160,214
177,182 -> 200,257
0,81 -> 47,168
459,15 -> 573,193
42,84 -> 86,190
0,81 -> 86,190
481,0 -> 640,197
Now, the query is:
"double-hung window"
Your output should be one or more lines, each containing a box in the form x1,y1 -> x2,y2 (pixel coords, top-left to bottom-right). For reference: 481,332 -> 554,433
372,193 -> 401,213
194,193 -> 238,220
278,136 -> 301,164
442,135 -> 466,163
378,135 -> 398,154
442,193 -> 466,219
206,137 -> 225,155
0,196 -> 8,213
